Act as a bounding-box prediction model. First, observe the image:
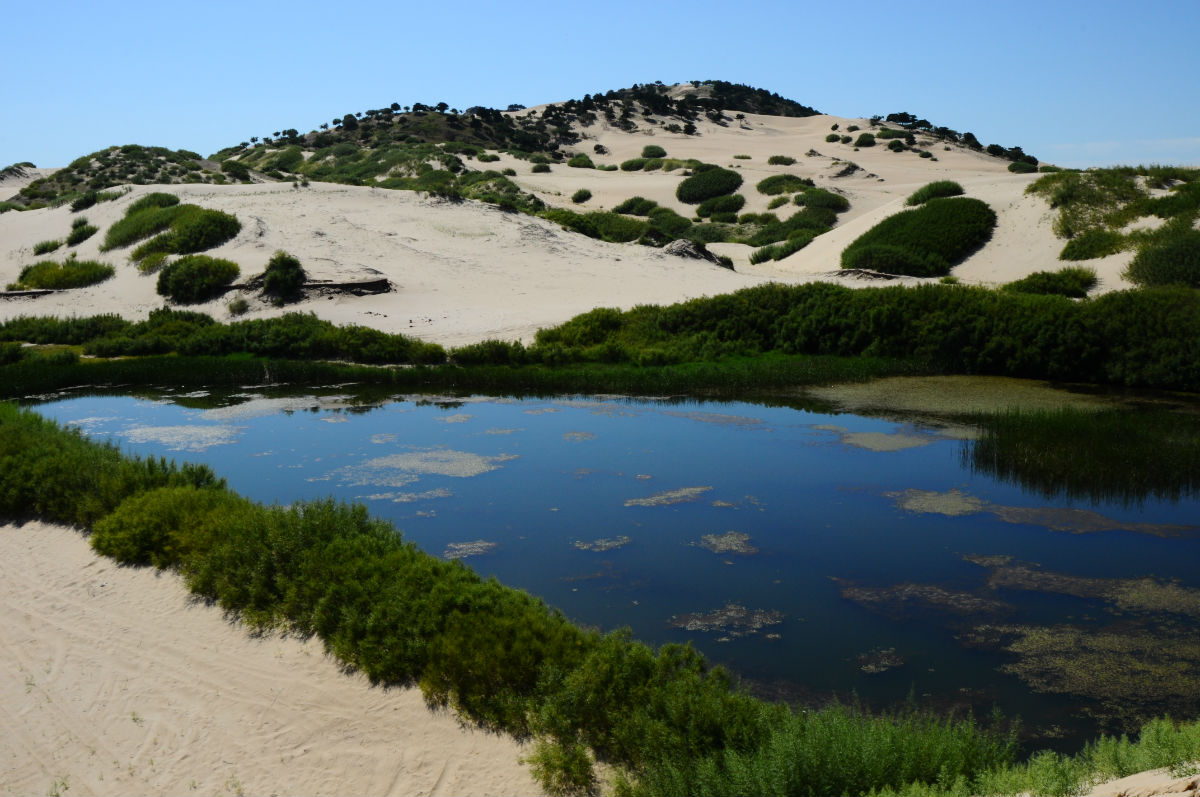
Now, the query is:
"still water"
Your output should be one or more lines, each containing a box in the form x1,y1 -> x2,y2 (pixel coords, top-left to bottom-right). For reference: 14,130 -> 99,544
33,382 -> 1200,748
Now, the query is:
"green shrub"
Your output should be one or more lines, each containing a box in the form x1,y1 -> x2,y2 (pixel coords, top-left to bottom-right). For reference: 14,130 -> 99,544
156,255 -> 240,304
262,250 -> 306,301
70,192 -> 99,212
266,146 -> 304,173
841,197 -> 997,277
840,135 -> 852,144
66,223 -> 98,246
645,207 -> 692,239
767,196 -> 788,210
854,133 -> 876,147
92,486 -> 252,569
1009,160 -> 1038,174
127,192 -> 181,215
756,174 -> 814,195
825,133 -> 841,143
613,196 -> 658,216
102,203 -> 186,251
709,212 -> 739,224
744,208 -> 837,246
797,188 -> 850,212
477,153 -> 501,163
543,209 -> 647,243
887,139 -> 906,152
748,231 -> 818,264
642,158 -> 664,171
641,145 -> 667,158
567,154 -> 595,169
571,188 -> 592,204
1061,228 -> 1127,261
501,167 -> 517,176
12,259 -> 114,289
1125,228 -> 1200,287
676,167 -> 743,204
732,154 -> 750,160
906,180 -> 965,206
767,155 -> 796,165
227,297 -> 249,316
1003,266 -> 1098,297
696,194 -> 745,218
131,207 -> 241,260
532,163 -> 551,173
32,240 -> 62,255
620,158 -> 648,171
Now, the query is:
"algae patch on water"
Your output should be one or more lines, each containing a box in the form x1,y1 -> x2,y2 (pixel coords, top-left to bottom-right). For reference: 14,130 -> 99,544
443,540 -> 497,559
123,424 -> 244,452
808,376 -> 1114,416
573,535 -> 632,552
695,531 -> 758,554
669,603 -> 784,639
836,579 -> 1012,620
334,448 -> 518,488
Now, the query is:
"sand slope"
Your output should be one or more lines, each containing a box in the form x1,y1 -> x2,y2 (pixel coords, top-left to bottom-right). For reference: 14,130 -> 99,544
0,522 -> 542,797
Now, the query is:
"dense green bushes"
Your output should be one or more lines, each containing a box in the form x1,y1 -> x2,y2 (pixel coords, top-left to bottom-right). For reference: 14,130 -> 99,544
854,133 -> 876,147
676,167 -> 743,204
8,259 -> 114,290
543,208 -> 647,243
613,196 -> 658,215
841,198 -> 996,276
696,194 -> 745,217
32,240 -> 62,255
531,281 -> 1200,391
1003,267 -> 1098,297
571,188 -> 592,204
567,153 -> 595,169
156,255 -> 240,303
906,181 -> 964,206
641,144 -> 667,158
1061,228 -> 1127,261
131,207 -> 241,259
796,187 -> 850,212
768,155 -> 796,165
1125,227 -> 1200,287
66,219 -> 99,246
756,174 -> 814,195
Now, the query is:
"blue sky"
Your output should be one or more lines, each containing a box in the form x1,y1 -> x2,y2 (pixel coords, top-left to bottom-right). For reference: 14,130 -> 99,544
3,0 -> 1197,169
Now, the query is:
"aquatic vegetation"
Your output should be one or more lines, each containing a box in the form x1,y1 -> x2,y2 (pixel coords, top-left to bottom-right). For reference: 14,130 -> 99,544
668,603 -> 784,637
443,540 -> 497,558
696,531 -> 757,554
624,485 -> 712,506
573,536 -> 631,552
837,580 -> 1012,619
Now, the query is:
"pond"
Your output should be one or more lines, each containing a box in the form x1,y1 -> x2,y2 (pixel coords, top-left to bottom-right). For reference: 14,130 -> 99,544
31,377 -> 1200,750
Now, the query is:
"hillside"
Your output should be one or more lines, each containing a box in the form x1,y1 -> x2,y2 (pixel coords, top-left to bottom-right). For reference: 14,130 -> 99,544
2,82 -> 1196,346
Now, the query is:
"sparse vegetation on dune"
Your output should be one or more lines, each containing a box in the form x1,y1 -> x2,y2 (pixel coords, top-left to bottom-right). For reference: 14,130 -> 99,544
6,259 -> 114,291
906,180 -> 964,206
841,197 -> 997,277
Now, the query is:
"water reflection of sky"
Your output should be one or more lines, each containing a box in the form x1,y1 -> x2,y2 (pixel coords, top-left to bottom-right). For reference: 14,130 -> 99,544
37,389 -> 1200,750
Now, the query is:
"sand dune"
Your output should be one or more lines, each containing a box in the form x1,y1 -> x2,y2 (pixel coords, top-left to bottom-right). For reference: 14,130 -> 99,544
1,109 -> 1136,348
0,521 -> 542,797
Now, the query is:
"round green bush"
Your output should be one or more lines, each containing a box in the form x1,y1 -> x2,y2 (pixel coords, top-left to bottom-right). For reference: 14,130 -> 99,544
262,250 -> 307,301
567,154 -> 595,169
571,188 -> 593,204
613,196 -> 658,215
1003,267 -> 1098,297
532,163 -> 551,173
641,145 -> 667,159
768,155 -> 796,165
127,192 -> 180,215
676,167 -> 743,204
1125,229 -> 1200,287
1008,161 -> 1038,174
798,188 -> 850,212
841,197 -> 997,277
696,194 -> 746,217
854,133 -> 876,147
825,133 -> 841,143
619,158 -> 647,172
157,255 -> 240,304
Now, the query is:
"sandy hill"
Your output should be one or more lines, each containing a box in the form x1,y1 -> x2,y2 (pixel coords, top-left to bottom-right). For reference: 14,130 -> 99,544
0,89 -> 1137,347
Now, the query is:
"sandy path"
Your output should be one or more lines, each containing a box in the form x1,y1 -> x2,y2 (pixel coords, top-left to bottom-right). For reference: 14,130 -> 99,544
0,521 -> 542,797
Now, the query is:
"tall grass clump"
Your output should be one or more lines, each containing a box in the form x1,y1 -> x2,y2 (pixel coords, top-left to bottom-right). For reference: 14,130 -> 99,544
620,158 -> 648,171
1003,266 -> 1098,298
767,155 -> 796,165
156,255 -> 240,304
756,174 -> 814,195
906,180 -> 964,206
571,188 -> 592,204
66,220 -> 99,246
1124,226 -> 1200,287
1060,228 -> 1127,261
130,207 -> 241,260
676,167 -> 743,204
841,197 -> 996,277
32,240 -> 62,255
748,232 -> 818,264
613,196 -> 658,216
9,259 -> 114,290
567,154 -> 595,169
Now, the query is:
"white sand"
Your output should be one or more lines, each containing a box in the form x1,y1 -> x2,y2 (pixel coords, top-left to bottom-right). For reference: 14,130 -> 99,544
0,106 -> 1138,348
0,521 -> 542,797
